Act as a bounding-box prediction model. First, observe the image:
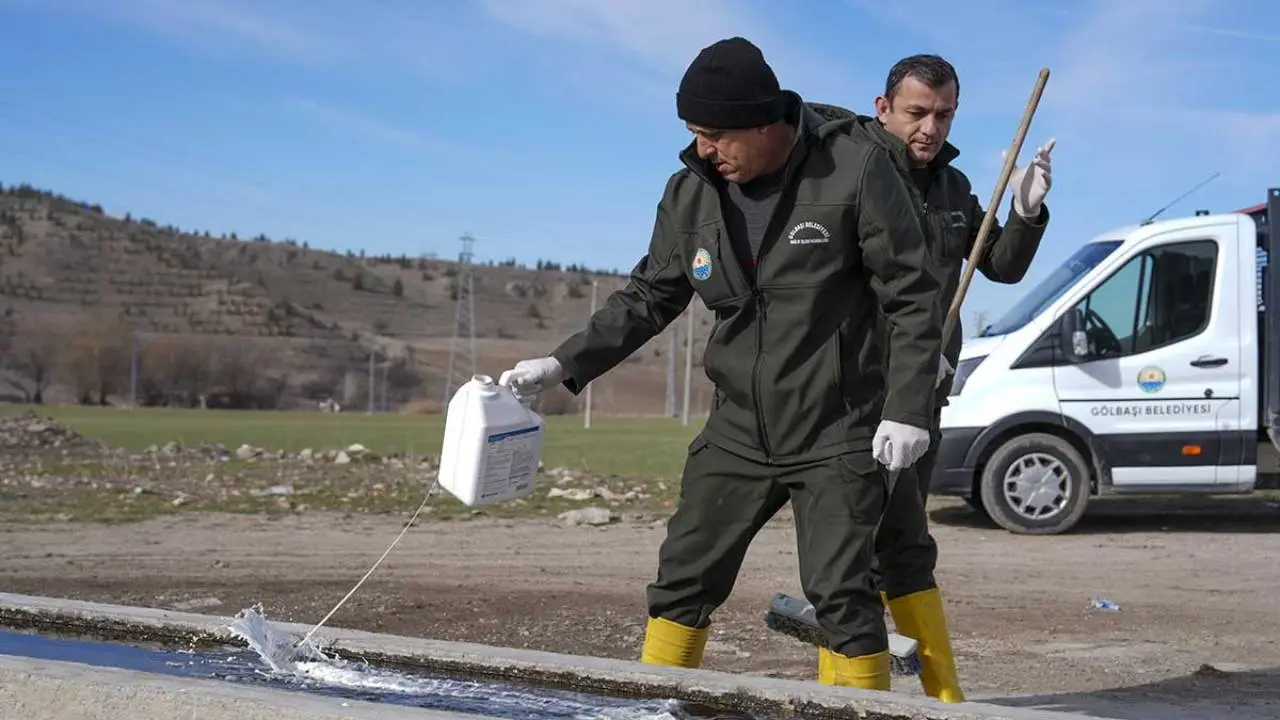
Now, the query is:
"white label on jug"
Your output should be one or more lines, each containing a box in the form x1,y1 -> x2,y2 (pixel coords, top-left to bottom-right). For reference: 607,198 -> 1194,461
481,426 -> 539,500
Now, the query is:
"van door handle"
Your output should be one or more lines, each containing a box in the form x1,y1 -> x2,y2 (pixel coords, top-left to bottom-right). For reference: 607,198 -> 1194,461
1190,355 -> 1228,368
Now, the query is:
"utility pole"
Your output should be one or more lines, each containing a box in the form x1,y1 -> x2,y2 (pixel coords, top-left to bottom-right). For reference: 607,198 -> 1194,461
380,361 -> 390,412
367,349 -> 375,414
584,280 -> 598,429
128,335 -> 139,407
969,310 -> 991,338
665,327 -> 677,417
443,233 -> 477,403
682,301 -> 695,426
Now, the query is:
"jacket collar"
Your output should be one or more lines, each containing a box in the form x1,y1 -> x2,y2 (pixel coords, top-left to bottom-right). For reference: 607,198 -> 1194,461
680,90 -> 828,187
929,137 -> 960,169
860,114 -> 960,173
808,102 -> 961,173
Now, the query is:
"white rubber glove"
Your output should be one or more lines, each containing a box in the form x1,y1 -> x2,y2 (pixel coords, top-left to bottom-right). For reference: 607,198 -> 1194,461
872,420 -> 931,472
498,357 -> 565,400
1004,138 -> 1055,218
935,355 -> 954,390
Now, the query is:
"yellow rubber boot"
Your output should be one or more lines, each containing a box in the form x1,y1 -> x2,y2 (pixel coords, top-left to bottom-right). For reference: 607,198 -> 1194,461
817,647 -> 834,684
817,647 -> 890,690
886,588 -> 965,703
639,616 -> 709,668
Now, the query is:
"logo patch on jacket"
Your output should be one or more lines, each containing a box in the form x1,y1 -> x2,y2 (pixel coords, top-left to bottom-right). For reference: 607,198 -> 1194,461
692,248 -> 713,281
947,211 -> 967,228
787,221 -> 831,244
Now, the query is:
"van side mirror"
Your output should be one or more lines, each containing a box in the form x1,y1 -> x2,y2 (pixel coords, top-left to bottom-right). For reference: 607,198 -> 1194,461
1059,308 -> 1090,363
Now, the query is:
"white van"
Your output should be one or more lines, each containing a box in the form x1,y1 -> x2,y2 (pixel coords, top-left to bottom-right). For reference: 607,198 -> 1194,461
933,188 -> 1278,534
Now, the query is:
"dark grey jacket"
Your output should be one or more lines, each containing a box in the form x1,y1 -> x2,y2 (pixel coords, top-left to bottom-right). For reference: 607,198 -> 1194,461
549,92 -> 944,465
808,103 -> 1050,367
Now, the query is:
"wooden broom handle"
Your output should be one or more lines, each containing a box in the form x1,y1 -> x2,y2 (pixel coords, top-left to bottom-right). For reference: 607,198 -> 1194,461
941,68 -> 1051,350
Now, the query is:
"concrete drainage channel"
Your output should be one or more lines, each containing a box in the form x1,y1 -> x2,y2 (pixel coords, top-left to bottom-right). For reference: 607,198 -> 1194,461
0,629 -> 691,720
0,593 -> 1105,720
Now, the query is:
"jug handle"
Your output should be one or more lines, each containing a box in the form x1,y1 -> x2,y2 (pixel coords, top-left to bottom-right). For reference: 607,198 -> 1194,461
496,371 -> 534,409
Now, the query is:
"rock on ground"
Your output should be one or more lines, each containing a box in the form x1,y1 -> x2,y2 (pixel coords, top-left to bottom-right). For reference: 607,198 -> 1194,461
0,411 -> 100,452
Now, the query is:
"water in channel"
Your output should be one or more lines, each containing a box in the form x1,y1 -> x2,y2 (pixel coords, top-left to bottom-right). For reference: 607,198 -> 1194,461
0,605 -> 758,720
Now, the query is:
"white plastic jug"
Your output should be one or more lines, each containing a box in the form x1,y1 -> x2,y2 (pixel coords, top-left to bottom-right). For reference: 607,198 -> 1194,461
437,374 -> 544,507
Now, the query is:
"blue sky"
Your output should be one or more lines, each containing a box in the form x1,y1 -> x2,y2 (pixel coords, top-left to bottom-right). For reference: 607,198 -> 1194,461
1,0 -> 1277,327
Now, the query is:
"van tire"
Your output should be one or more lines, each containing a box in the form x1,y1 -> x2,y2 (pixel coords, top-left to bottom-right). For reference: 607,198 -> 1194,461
979,433 -> 1090,535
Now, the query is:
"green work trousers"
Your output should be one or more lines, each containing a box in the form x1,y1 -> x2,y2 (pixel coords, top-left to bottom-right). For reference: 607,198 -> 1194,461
872,385 -> 947,600
645,433 -> 892,658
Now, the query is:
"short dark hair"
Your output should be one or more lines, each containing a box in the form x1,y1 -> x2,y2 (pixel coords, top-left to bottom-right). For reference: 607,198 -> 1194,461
884,54 -> 960,102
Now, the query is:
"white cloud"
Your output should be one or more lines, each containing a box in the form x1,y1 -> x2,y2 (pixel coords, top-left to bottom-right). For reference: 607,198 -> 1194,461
1178,23 -> 1280,45
28,0 -> 489,83
841,0 -> 1279,318
477,0 -> 753,74
475,0 -> 865,111
281,98 -> 430,151
1045,0 -> 1280,176
1045,0 -> 1211,116
1188,109 -> 1280,176
841,0 -> 1066,110
27,0 -> 863,114
33,0 -> 343,65
853,0 -> 1279,180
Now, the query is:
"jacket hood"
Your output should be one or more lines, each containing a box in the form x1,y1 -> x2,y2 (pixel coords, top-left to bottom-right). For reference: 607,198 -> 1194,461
679,91 -> 855,182
800,95 -> 856,140
805,102 -> 961,169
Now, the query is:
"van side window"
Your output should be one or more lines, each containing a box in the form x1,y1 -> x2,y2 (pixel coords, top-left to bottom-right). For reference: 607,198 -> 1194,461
1073,240 -> 1217,358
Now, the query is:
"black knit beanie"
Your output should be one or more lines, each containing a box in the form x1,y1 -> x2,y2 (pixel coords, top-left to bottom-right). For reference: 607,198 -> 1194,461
677,37 -> 785,130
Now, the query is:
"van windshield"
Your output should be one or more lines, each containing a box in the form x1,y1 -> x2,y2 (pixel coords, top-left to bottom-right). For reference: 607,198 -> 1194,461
981,240 -> 1123,336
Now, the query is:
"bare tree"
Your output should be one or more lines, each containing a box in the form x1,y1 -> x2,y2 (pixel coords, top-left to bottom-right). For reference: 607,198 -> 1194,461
256,370 -> 292,409
65,313 -> 132,405
201,342 -> 294,409
0,314 -> 12,366
140,336 -> 214,407
384,357 -> 425,407
211,343 -> 259,395
2,315 -> 66,404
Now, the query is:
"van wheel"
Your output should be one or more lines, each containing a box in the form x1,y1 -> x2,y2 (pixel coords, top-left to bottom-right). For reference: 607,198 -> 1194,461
979,433 -> 1090,535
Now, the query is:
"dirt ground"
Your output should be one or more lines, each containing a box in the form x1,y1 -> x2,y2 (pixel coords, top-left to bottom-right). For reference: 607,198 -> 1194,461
3,495 -> 1280,720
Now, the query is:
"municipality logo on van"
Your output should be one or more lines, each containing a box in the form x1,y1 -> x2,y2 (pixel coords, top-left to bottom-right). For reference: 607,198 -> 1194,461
1137,366 -> 1166,393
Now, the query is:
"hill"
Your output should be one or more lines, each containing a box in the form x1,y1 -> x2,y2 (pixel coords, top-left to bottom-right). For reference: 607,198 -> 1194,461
0,183 -> 717,416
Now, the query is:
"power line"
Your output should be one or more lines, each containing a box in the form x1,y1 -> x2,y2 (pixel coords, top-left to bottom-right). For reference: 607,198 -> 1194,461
443,233 -> 477,403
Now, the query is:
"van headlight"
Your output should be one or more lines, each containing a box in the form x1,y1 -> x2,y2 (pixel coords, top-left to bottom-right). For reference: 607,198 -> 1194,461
949,355 -> 986,397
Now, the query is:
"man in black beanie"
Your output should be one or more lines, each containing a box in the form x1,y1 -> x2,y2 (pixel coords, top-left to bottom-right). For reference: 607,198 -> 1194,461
499,37 -> 943,693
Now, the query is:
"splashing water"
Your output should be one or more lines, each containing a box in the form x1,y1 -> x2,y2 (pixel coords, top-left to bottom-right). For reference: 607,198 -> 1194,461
226,605 -> 715,720
227,603 -> 323,673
